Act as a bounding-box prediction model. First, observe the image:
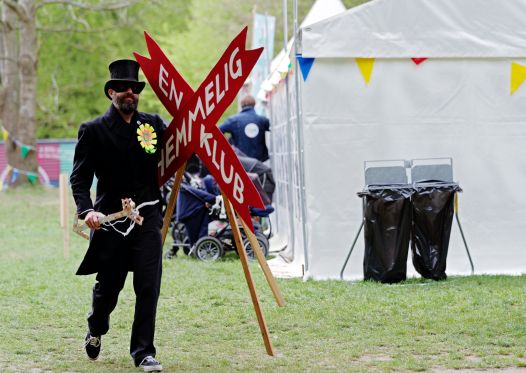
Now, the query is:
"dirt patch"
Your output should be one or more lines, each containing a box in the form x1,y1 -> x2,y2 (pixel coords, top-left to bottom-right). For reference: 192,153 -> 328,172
358,354 -> 393,362
432,368 -> 526,372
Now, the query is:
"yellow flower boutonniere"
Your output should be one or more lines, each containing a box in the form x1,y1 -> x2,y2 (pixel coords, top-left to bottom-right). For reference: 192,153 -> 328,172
136,123 -> 157,154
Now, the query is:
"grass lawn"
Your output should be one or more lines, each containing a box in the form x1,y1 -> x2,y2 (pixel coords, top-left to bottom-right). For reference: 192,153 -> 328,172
0,187 -> 525,372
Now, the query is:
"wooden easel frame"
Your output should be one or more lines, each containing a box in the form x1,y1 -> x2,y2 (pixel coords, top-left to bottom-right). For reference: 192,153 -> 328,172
160,166 -> 284,356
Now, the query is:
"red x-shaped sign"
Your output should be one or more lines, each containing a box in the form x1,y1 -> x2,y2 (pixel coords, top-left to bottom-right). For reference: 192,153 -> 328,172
134,28 -> 264,231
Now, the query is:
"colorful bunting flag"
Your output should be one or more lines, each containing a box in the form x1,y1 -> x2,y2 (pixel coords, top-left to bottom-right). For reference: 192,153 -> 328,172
1,124 -> 35,154
510,62 -> 526,95
1,164 -> 40,186
20,145 -> 31,159
11,169 -> 19,183
0,165 -> 11,191
411,58 -> 428,65
356,58 -> 375,85
296,54 -> 315,82
27,173 -> 38,184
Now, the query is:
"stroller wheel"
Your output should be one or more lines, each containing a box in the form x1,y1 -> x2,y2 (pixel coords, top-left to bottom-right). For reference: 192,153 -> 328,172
194,236 -> 224,261
242,232 -> 269,260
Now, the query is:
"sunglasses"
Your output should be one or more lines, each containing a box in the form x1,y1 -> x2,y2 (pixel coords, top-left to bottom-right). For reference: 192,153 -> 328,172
112,84 -> 143,94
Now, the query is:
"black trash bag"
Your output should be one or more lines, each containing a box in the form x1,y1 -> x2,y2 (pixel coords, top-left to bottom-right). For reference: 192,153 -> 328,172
411,182 -> 462,280
359,186 -> 413,283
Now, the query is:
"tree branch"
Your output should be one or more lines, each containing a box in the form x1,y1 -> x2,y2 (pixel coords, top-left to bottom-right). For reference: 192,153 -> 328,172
0,56 -> 19,64
65,5 -> 91,30
4,0 -> 30,23
36,0 -> 140,11
38,21 -> 131,33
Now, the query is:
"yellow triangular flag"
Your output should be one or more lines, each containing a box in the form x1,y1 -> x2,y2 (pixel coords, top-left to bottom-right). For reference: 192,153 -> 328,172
356,58 -> 375,85
2,128 -> 8,142
511,62 -> 526,95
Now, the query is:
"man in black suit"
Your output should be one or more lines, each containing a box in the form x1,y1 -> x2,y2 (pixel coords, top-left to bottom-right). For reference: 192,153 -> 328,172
70,59 -> 165,372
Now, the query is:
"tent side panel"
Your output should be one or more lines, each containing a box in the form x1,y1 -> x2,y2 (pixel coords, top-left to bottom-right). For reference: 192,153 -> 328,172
269,74 -> 306,267
301,57 -> 526,280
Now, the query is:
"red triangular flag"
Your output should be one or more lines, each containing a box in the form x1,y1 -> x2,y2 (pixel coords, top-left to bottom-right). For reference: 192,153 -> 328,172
411,58 -> 428,65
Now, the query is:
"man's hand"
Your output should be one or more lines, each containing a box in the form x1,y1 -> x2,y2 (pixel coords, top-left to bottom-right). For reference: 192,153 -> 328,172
84,211 -> 105,230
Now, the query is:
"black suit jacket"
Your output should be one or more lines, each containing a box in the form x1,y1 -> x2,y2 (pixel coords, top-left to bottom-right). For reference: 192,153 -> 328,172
70,104 -> 166,275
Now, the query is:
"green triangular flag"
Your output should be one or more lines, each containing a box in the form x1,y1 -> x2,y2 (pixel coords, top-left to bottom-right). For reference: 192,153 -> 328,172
27,173 -> 38,184
20,145 -> 31,159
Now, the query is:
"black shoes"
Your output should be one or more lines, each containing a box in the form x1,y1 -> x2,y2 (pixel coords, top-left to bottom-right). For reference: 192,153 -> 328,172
84,332 -> 161,371
138,356 -> 163,372
84,332 -> 101,360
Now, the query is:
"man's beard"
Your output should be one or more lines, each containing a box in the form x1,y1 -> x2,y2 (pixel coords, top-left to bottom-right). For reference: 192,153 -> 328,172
115,94 -> 138,114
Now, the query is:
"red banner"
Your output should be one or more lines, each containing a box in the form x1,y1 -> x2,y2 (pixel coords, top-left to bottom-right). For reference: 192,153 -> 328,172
134,28 -> 265,231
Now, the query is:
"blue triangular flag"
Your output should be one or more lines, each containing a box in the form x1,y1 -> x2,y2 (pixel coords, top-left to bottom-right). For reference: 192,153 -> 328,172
11,168 -> 19,183
296,54 -> 315,81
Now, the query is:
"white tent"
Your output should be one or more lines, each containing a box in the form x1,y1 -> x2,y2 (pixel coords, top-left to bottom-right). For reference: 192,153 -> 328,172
263,0 -> 346,278
269,0 -> 526,280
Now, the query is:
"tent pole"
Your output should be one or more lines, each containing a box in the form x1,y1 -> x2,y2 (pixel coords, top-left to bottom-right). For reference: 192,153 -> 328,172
292,0 -> 309,273
282,0 -> 288,50
282,0 -> 296,260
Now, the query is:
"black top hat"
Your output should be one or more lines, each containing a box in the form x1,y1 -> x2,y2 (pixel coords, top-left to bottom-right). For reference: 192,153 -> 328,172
104,59 -> 146,99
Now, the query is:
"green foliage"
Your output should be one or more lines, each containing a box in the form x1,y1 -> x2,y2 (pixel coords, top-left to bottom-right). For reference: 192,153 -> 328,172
36,0 -> 192,138
35,0 -> 371,139
0,188 -> 525,372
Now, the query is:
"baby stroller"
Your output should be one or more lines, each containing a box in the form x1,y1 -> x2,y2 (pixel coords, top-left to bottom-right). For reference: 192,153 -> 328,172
196,199 -> 273,261
162,152 -> 275,261
178,182 -> 273,261
161,172 -> 200,258
201,155 -> 275,238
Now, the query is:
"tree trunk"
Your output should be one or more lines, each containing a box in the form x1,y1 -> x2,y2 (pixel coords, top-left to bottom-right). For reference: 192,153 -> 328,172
13,0 -> 39,185
1,2 -> 22,186
0,0 -> 140,187
1,1 -> 38,187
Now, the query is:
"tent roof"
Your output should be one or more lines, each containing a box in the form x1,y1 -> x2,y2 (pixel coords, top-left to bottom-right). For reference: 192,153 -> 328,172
270,0 -> 346,72
301,0 -> 526,58
301,0 -> 347,27
258,0 -> 346,99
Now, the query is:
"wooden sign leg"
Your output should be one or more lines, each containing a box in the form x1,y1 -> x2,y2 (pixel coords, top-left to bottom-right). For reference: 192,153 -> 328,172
221,192 -> 275,356
161,162 -> 187,246
239,217 -> 285,307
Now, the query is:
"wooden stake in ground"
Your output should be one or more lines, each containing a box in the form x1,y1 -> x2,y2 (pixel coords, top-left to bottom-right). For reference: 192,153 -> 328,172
221,192 -> 275,356
239,217 -> 285,307
160,162 -> 187,245
158,162 -> 284,307
59,173 -> 69,259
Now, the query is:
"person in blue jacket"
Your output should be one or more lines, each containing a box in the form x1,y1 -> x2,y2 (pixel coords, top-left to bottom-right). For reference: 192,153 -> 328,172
219,95 -> 270,162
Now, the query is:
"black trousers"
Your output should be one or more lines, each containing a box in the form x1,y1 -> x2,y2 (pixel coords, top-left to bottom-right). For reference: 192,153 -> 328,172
87,213 -> 162,365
